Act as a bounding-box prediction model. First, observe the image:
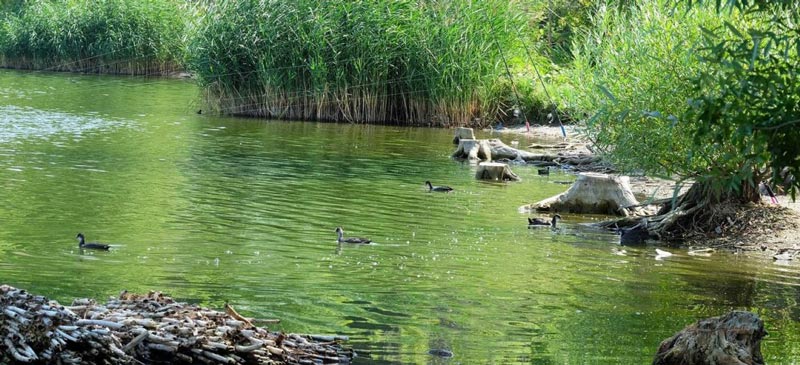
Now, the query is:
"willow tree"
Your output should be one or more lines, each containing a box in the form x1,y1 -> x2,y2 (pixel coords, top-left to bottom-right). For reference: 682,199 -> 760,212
571,0 -> 799,240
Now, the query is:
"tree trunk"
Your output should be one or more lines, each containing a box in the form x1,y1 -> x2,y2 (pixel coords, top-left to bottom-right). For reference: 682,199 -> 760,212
741,179 -> 762,203
475,162 -> 520,181
653,311 -> 765,365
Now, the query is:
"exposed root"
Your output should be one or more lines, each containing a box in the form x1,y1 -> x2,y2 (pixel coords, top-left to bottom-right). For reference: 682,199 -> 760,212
599,182 -> 800,252
647,202 -> 705,241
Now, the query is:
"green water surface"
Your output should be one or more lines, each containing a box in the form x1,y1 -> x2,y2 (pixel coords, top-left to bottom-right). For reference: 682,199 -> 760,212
0,69 -> 798,364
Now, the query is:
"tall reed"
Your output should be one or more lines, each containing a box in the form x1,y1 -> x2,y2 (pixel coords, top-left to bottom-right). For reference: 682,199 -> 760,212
0,0 -> 186,75
186,0 -> 526,126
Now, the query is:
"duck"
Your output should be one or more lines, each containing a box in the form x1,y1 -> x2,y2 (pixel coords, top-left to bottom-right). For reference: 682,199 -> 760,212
619,219 -> 650,246
537,166 -> 550,175
527,214 -> 562,228
428,349 -> 454,358
425,181 -> 453,193
76,233 -> 110,250
335,227 -> 371,244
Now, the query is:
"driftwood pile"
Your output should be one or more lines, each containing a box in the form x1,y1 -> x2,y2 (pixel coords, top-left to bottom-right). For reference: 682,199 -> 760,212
0,285 -> 354,364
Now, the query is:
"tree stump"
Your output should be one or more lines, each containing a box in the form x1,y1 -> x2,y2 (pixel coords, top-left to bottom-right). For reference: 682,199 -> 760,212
475,162 -> 520,181
452,127 -> 476,144
653,311 -> 765,365
452,139 -> 492,161
524,173 -> 641,215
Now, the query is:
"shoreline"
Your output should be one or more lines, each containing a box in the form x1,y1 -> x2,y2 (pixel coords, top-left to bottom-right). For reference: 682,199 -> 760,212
503,125 -> 800,260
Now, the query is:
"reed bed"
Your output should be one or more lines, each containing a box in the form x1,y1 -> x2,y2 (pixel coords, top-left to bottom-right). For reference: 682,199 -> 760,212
0,0 -> 186,75
186,0 -> 526,126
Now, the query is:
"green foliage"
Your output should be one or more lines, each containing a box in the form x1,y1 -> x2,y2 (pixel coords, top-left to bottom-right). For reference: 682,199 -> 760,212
563,1 -> 734,177
687,2 -> 800,197
0,0 -> 26,12
0,0 -> 186,75
564,0 -> 799,201
185,0 -> 526,125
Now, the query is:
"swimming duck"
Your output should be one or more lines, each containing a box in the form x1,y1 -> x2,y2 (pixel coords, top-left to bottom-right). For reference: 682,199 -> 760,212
335,227 -> 371,244
528,214 -> 562,228
425,181 -> 453,193
76,233 -> 110,250
537,166 -> 550,175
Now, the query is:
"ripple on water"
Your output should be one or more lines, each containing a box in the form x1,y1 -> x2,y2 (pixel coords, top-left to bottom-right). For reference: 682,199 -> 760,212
0,105 -> 134,143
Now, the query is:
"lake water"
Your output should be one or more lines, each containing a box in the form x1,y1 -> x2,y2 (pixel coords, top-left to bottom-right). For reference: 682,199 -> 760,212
0,69 -> 798,364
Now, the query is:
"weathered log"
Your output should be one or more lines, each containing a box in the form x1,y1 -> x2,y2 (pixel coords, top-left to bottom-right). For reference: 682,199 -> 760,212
523,173 -> 642,216
452,139 -> 492,161
653,311 -> 765,365
452,127 -> 475,144
485,139 -> 543,161
475,162 -> 521,181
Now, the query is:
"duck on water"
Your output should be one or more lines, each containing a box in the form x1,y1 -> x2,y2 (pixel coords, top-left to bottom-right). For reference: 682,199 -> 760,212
335,227 -> 371,244
537,166 -> 550,176
425,181 -> 453,193
528,214 -> 562,228
76,233 -> 110,250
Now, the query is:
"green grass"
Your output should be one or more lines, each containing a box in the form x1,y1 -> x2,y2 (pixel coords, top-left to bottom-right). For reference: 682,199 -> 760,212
0,0 -> 186,75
